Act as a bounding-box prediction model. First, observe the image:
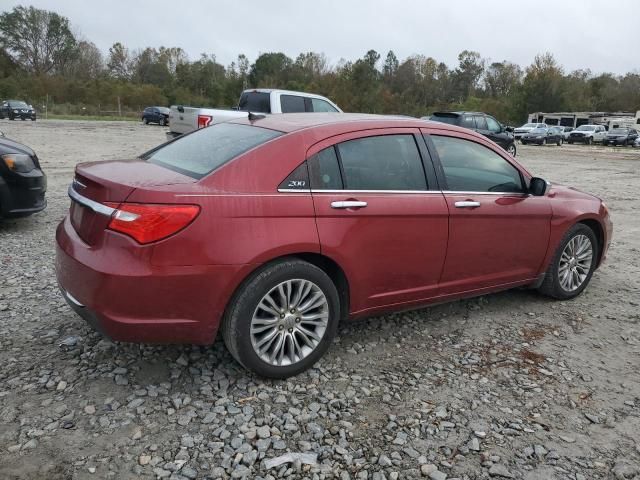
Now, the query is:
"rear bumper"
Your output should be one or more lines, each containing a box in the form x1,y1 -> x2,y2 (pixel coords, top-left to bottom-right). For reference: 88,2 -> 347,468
55,215 -> 251,344
0,170 -> 46,217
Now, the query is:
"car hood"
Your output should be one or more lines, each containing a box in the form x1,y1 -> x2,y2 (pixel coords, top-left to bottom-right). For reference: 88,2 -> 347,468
0,137 -> 36,156
515,127 -> 534,132
548,182 -> 600,203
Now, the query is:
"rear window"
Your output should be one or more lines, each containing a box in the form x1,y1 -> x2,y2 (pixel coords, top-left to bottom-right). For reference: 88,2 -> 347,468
145,123 -> 282,179
238,92 -> 271,113
430,114 -> 459,125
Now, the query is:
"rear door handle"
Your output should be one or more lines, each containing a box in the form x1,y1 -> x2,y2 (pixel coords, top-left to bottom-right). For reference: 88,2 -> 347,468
454,201 -> 481,208
331,201 -> 368,209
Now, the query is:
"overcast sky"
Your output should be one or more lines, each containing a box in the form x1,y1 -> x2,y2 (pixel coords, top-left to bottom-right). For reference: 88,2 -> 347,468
4,0 -> 639,75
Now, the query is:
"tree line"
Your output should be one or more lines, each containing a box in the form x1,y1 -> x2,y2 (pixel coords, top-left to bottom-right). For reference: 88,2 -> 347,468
1,5 -> 639,123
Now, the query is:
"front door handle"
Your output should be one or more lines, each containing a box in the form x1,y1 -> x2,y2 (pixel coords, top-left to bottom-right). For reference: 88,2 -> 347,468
331,201 -> 368,209
454,201 -> 481,208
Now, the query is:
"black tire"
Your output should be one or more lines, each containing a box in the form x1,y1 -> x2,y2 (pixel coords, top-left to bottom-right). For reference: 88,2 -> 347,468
543,138 -> 547,145
538,223 -> 598,300
143,117 -> 149,125
222,259 -> 340,378
159,117 -> 166,126
521,140 -> 527,145
507,143 -> 517,156
587,137 -> 593,145
9,114 -> 14,121
557,138 -> 562,146
568,140 -> 573,144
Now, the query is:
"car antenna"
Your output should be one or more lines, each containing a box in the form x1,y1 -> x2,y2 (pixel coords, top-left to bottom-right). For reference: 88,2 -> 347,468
248,111 -> 266,121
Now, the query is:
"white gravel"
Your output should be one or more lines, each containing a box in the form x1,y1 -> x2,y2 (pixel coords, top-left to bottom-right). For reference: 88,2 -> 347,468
1,119 -> 639,479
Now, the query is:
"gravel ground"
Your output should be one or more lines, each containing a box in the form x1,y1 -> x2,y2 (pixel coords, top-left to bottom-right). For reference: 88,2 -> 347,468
1,119 -> 639,480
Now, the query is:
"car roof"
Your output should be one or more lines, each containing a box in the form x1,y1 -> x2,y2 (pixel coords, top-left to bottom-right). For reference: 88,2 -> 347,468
432,111 -> 489,116
229,112 -> 451,134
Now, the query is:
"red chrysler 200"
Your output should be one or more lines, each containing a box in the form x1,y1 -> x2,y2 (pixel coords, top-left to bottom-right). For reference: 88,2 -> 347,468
55,114 -> 612,378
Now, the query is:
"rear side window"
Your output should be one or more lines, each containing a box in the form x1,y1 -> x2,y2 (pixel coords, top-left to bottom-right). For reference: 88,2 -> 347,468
238,92 -> 271,113
308,147 -> 343,189
336,135 -> 427,190
431,135 -> 523,193
460,116 -> 475,128
311,98 -> 339,112
145,123 -> 282,178
280,95 -> 306,113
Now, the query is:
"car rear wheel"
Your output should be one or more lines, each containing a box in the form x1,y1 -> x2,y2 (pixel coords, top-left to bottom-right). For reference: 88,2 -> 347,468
507,144 -> 516,156
538,224 -> 597,300
159,117 -> 166,126
557,138 -> 562,146
143,118 -> 149,125
222,259 -> 340,378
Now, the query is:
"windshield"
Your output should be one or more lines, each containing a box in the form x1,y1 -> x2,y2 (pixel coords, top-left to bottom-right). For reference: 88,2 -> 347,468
529,128 -> 547,134
145,123 -> 283,178
9,101 -> 29,108
610,128 -> 628,134
576,125 -> 596,131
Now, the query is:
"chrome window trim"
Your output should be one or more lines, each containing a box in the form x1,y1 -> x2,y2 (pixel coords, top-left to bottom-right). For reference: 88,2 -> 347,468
67,184 -> 116,217
277,188 -> 442,194
441,190 -> 530,196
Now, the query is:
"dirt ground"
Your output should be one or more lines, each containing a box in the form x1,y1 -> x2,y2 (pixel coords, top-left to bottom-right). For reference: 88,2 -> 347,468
1,119 -> 639,480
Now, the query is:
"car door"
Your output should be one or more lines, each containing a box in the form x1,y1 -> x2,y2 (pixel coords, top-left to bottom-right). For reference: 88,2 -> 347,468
423,129 -> 551,294
595,126 -> 606,142
308,129 -> 449,315
482,115 -> 510,149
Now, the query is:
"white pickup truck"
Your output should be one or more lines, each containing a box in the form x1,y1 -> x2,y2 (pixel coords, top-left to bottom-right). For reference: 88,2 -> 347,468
167,88 -> 342,137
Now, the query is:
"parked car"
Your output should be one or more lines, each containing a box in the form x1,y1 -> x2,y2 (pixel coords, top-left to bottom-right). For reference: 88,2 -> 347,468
168,89 -> 342,138
142,106 -> 170,126
602,128 -> 639,146
567,124 -> 607,144
558,126 -> 574,140
427,111 -> 517,156
513,122 -> 547,140
521,126 -> 564,146
0,133 -> 46,218
0,100 -> 37,121
56,113 -> 612,378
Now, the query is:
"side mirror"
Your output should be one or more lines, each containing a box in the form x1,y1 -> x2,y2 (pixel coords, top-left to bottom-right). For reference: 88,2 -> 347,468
529,177 -> 548,196
504,126 -> 514,132
177,105 -> 184,113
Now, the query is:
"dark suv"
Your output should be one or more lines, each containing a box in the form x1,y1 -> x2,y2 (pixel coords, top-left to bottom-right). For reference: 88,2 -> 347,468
0,131 -> 46,217
0,100 -> 36,121
426,111 -> 517,156
142,106 -> 170,126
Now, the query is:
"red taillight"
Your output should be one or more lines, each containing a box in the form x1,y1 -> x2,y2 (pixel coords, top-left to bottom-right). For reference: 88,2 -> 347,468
197,114 -> 212,129
104,203 -> 200,244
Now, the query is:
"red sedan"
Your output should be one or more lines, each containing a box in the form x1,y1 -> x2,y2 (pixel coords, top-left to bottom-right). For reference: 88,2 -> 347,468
55,114 -> 612,378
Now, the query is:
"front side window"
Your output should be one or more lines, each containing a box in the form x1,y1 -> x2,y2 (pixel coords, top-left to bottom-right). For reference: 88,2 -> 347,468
310,98 -> 339,113
145,123 -> 282,178
431,135 -> 524,193
473,116 -> 488,130
485,116 -> 502,133
336,135 -> 427,190
280,95 -> 306,113
460,116 -> 475,128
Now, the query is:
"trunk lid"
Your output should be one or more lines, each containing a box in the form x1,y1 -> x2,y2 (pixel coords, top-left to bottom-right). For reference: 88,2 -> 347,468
69,159 -> 196,245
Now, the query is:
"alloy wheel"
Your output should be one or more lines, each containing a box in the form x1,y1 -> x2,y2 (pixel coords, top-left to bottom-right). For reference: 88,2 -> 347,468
250,279 -> 329,367
558,234 -> 593,292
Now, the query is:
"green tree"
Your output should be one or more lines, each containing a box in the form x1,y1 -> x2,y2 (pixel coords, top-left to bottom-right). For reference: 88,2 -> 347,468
0,5 -> 77,75
107,42 -> 131,80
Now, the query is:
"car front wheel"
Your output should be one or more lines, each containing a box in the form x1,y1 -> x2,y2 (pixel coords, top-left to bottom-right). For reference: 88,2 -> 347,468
538,224 -> 597,300
222,259 -> 340,378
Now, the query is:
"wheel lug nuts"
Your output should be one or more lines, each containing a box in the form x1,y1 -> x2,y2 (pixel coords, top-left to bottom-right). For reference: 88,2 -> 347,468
288,328 -> 293,333
290,308 -> 295,313
279,325 -> 283,330
295,318 -> 300,323
280,314 -> 285,319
